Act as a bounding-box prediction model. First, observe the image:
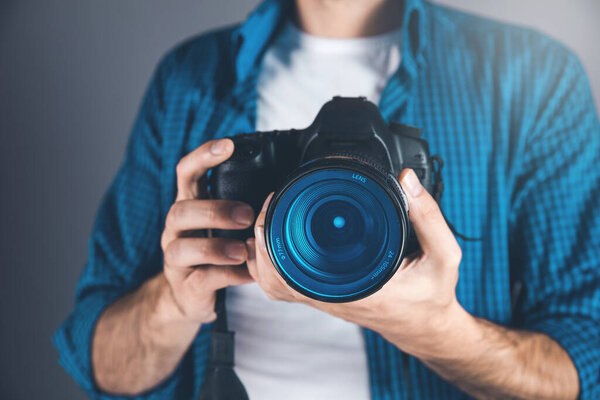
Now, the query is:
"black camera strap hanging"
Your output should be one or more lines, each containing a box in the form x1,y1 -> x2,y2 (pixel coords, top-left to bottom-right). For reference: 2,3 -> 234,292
197,288 -> 249,400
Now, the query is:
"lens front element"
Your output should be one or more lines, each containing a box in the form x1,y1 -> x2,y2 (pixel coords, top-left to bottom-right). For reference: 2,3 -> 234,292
265,158 -> 408,302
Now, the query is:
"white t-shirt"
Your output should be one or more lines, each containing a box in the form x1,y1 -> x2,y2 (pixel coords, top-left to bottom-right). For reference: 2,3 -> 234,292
227,21 -> 402,400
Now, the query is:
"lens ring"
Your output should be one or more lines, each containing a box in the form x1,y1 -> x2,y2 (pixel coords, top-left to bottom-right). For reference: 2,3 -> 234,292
265,157 -> 409,302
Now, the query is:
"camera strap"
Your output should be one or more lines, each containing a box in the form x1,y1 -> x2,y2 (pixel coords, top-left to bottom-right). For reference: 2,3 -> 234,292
197,288 -> 249,400
431,155 -> 444,203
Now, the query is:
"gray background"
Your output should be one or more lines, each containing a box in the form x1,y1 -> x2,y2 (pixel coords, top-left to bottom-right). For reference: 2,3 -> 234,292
0,1 -> 598,399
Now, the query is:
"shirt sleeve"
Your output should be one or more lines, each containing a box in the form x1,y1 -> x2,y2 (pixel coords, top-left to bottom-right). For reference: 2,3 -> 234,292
509,42 -> 600,399
52,53 -> 194,399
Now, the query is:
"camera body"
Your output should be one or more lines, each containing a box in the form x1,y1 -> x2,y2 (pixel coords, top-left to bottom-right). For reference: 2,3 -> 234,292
210,96 -> 435,228
210,97 -> 440,301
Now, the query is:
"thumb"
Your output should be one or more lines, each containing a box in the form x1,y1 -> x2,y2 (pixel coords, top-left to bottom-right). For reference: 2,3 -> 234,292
398,169 -> 461,265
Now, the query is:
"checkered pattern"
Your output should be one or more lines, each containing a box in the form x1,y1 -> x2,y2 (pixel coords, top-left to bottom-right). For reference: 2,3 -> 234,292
53,0 -> 600,398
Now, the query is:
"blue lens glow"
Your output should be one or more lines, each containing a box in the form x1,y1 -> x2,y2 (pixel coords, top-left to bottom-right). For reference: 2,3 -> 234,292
267,167 -> 404,301
333,216 -> 345,228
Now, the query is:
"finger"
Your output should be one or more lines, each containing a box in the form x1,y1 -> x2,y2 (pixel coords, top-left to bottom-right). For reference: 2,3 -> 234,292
248,234 -> 269,286
246,238 -> 256,261
250,196 -> 293,299
175,138 -> 234,200
164,238 -> 248,276
245,238 -> 258,280
253,195 -> 298,299
254,240 -> 293,302
164,199 -> 254,244
254,193 -> 274,254
398,169 -> 461,265
188,264 -> 253,291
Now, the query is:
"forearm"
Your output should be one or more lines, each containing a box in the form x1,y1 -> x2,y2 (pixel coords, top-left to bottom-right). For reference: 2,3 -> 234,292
92,273 -> 201,395
387,306 -> 579,400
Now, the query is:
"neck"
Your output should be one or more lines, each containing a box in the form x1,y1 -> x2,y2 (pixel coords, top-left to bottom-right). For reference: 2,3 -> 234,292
293,0 -> 404,38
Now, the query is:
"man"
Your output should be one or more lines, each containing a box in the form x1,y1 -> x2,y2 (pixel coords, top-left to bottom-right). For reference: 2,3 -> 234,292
54,0 -> 600,398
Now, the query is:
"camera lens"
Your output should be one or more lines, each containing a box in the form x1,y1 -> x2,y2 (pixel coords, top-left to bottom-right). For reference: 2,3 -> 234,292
265,157 -> 409,302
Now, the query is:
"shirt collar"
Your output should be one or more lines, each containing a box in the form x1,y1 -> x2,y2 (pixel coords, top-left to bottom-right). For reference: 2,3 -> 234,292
231,0 -> 429,82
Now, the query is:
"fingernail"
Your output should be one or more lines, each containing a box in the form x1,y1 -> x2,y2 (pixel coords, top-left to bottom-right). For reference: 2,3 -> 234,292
210,139 -> 230,155
232,204 -> 254,225
402,169 -> 424,197
225,242 -> 246,261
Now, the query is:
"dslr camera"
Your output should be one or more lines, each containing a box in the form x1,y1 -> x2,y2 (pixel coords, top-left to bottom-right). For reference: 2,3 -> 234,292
210,97 -> 442,302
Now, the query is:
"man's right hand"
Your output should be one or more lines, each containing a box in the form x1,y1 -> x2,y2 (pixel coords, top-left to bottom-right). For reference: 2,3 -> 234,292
92,138 -> 254,395
161,137 -> 255,323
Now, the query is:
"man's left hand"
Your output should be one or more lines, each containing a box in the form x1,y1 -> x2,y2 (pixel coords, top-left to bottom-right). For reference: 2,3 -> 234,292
246,168 -> 471,359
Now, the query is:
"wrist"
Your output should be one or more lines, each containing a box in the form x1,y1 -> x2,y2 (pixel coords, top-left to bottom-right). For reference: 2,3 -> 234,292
141,274 -> 201,350
412,302 -> 481,362
383,300 -> 478,362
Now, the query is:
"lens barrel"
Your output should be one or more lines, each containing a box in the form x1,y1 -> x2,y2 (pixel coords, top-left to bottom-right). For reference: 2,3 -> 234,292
264,157 -> 409,302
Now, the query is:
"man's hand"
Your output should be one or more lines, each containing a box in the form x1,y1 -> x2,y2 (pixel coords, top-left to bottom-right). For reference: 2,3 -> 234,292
92,138 -> 255,395
161,137 -> 254,323
246,168 -> 579,400
246,168 -> 463,354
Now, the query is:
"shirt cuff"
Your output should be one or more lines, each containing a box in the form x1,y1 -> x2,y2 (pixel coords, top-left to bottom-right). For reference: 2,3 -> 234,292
525,316 -> 600,400
53,290 -> 187,399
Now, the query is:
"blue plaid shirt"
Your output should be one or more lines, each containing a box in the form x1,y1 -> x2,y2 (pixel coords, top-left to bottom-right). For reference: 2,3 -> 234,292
54,0 -> 600,398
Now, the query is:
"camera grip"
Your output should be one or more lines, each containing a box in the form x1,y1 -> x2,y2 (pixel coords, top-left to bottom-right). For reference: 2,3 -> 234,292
209,135 -> 281,241
209,164 -> 275,240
